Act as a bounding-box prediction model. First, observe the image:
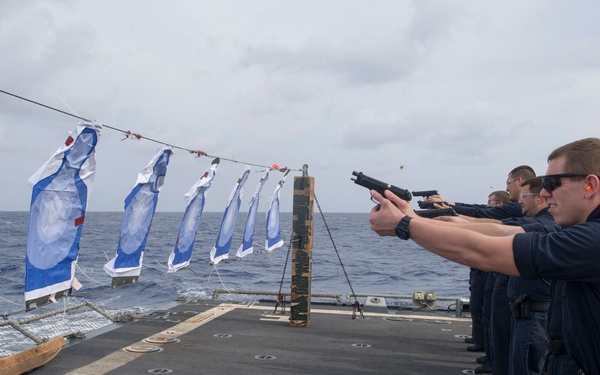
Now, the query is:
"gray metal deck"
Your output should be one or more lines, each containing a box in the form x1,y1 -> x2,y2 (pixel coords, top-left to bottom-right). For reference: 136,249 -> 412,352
30,299 -> 480,374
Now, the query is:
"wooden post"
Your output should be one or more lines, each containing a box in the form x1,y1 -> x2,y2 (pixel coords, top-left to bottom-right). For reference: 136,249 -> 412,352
290,164 -> 314,327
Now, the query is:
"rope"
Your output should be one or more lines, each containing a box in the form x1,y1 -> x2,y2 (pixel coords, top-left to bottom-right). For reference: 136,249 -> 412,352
0,295 -> 21,307
211,265 -> 231,294
137,264 -> 171,285
75,263 -> 111,287
0,89 -> 302,172
314,193 -> 364,319
154,259 -> 169,270
273,233 -> 294,314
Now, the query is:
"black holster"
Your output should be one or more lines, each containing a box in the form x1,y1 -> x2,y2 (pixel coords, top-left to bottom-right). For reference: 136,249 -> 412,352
510,294 -> 531,319
545,338 -> 567,355
509,295 -> 549,319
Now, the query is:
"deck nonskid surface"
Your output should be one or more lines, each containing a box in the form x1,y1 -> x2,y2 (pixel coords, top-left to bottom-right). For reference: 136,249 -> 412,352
32,300 -> 480,375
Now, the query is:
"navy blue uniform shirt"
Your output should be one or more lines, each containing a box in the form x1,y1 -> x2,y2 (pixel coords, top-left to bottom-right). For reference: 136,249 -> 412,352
513,205 -> 600,374
454,201 -> 523,219
504,208 -> 554,302
501,206 -> 553,227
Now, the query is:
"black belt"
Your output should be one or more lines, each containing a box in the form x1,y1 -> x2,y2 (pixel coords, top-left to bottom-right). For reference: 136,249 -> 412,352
529,301 -> 550,312
545,338 -> 568,355
510,295 -> 550,318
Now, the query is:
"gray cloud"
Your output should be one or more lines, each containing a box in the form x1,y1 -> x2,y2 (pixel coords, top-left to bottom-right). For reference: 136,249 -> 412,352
1,1 -> 599,213
340,107 -> 523,165
240,32 -> 421,87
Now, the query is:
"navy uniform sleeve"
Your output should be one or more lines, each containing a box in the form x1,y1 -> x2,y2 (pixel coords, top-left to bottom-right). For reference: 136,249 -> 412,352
521,222 -> 561,233
501,215 -> 555,227
454,202 -> 523,219
454,202 -> 488,209
513,223 -> 600,282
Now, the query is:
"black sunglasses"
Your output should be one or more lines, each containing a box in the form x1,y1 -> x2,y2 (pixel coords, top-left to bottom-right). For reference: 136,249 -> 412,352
541,173 -> 589,192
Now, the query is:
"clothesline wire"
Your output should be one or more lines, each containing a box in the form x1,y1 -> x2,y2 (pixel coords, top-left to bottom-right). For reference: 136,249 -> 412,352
0,89 -> 302,172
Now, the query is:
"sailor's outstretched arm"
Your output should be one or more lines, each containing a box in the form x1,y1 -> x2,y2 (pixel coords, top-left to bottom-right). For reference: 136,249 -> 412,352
432,216 -> 523,236
369,189 -> 520,276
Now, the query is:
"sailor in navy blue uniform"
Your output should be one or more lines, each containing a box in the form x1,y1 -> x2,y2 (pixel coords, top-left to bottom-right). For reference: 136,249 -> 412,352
368,138 -> 600,375
544,280 -> 581,374
502,177 -> 554,375
514,206 -> 600,373
477,177 -> 552,375
424,165 -> 536,374
427,165 -> 536,221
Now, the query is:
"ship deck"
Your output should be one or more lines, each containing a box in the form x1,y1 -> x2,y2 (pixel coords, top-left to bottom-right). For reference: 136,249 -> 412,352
30,299 -> 480,375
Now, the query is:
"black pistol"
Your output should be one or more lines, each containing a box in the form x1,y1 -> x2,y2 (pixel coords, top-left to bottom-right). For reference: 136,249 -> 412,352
415,208 -> 457,218
351,171 -> 412,201
417,200 -> 449,209
412,190 -> 439,197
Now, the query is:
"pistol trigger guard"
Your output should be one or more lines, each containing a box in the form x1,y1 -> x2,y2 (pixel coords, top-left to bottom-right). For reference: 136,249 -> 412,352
370,197 -> 380,205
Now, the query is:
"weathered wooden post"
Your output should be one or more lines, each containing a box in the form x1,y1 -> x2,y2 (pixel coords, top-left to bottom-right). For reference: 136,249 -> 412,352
290,164 -> 314,327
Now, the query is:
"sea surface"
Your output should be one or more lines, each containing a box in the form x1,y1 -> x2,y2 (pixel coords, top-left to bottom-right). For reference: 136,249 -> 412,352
0,211 -> 469,315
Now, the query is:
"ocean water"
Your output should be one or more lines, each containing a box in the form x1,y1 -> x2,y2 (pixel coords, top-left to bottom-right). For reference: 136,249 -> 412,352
0,211 -> 469,315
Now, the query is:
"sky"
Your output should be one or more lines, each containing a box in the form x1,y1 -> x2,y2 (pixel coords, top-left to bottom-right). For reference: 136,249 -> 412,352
1,0 -> 599,213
